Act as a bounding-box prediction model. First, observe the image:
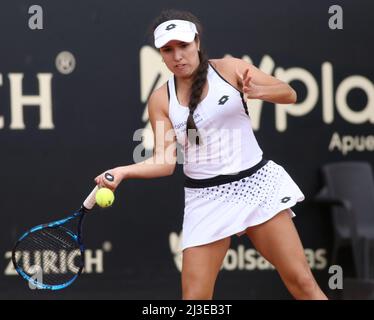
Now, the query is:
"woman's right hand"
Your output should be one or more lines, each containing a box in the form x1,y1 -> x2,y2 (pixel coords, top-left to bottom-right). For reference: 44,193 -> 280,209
94,166 -> 126,191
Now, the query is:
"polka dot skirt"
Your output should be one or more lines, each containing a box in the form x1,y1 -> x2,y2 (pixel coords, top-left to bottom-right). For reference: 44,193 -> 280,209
182,160 -> 305,250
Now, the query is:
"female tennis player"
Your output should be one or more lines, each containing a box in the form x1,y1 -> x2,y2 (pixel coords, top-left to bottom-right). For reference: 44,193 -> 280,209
95,9 -> 327,300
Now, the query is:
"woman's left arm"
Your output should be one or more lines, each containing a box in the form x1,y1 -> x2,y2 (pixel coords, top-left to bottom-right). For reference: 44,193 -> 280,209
233,58 -> 297,104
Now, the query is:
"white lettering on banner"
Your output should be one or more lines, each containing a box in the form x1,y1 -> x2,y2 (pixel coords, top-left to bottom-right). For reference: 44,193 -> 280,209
140,46 -> 172,150
274,67 -> 318,132
273,62 -> 374,131
168,231 -> 327,272
242,59 -> 373,131
140,47 -> 374,151
329,132 -> 374,155
4,242 -> 111,276
4,251 -> 18,275
84,250 -> 104,273
8,73 -> 54,130
43,251 -> 60,274
223,246 -> 274,271
322,62 -> 334,123
336,75 -> 374,123
305,248 -> 328,270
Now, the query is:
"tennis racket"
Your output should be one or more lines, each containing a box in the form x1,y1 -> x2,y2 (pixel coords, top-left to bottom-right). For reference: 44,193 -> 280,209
12,173 -> 114,290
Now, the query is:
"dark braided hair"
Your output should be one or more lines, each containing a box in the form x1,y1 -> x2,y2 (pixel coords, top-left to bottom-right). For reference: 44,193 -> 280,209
151,9 -> 209,145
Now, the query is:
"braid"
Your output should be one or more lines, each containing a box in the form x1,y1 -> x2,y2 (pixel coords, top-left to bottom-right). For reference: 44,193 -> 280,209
186,50 -> 209,145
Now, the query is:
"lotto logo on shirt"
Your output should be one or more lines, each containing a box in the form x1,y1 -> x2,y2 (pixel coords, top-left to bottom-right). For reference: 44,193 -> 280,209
218,95 -> 230,105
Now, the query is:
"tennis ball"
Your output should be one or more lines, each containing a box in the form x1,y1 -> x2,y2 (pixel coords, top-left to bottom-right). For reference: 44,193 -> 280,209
95,187 -> 115,208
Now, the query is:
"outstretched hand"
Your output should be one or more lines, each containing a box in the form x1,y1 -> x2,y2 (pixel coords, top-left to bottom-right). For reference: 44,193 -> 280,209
236,68 -> 260,101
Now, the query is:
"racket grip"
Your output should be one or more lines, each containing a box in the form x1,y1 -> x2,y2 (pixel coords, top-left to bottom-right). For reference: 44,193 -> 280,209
83,186 -> 99,210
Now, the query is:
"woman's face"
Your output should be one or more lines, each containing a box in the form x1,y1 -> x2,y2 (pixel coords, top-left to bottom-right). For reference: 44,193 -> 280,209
159,39 -> 200,79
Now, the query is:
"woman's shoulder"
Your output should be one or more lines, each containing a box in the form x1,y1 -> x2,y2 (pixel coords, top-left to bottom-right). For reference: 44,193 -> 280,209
209,57 -> 246,90
148,83 -> 169,116
209,56 -> 250,70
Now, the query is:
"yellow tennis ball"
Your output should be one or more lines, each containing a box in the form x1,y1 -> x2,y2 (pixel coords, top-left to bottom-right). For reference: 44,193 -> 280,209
95,188 -> 114,208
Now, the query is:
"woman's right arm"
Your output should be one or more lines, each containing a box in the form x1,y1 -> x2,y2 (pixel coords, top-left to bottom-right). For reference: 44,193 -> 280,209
95,85 -> 177,189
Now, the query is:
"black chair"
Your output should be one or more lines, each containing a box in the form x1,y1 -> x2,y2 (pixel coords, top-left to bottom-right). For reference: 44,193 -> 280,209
316,161 -> 374,279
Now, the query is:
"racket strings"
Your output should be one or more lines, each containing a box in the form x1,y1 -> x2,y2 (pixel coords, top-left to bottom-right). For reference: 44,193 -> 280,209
14,227 -> 83,286
40,229 -> 74,249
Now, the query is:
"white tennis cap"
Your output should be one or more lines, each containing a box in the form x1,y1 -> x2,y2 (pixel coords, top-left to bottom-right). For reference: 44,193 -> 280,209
154,19 -> 198,48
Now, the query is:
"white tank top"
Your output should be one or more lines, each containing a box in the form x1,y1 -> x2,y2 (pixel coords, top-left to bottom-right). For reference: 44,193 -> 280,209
168,63 -> 263,179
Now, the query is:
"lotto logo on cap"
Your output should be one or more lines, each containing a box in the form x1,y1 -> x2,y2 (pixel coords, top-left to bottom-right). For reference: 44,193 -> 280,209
165,23 -> 177,30
154,19 -> 198,48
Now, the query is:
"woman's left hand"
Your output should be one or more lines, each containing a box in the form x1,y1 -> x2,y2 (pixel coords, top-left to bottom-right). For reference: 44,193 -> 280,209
236,68 -> 261,101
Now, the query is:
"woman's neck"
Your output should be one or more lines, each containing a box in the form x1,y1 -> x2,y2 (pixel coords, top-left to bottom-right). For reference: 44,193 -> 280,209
175,64 -> 200,88
175,76 -> 193,89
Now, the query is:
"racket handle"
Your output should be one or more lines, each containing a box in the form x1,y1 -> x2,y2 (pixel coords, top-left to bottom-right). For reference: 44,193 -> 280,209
82,173 -> 114,210
83,186 -> 99,210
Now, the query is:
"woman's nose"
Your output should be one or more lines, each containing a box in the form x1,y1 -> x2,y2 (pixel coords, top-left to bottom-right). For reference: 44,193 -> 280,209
173,49 -> 182,61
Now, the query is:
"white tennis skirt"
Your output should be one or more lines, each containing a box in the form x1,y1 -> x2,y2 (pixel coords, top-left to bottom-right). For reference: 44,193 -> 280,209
182,159 -> 305,251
